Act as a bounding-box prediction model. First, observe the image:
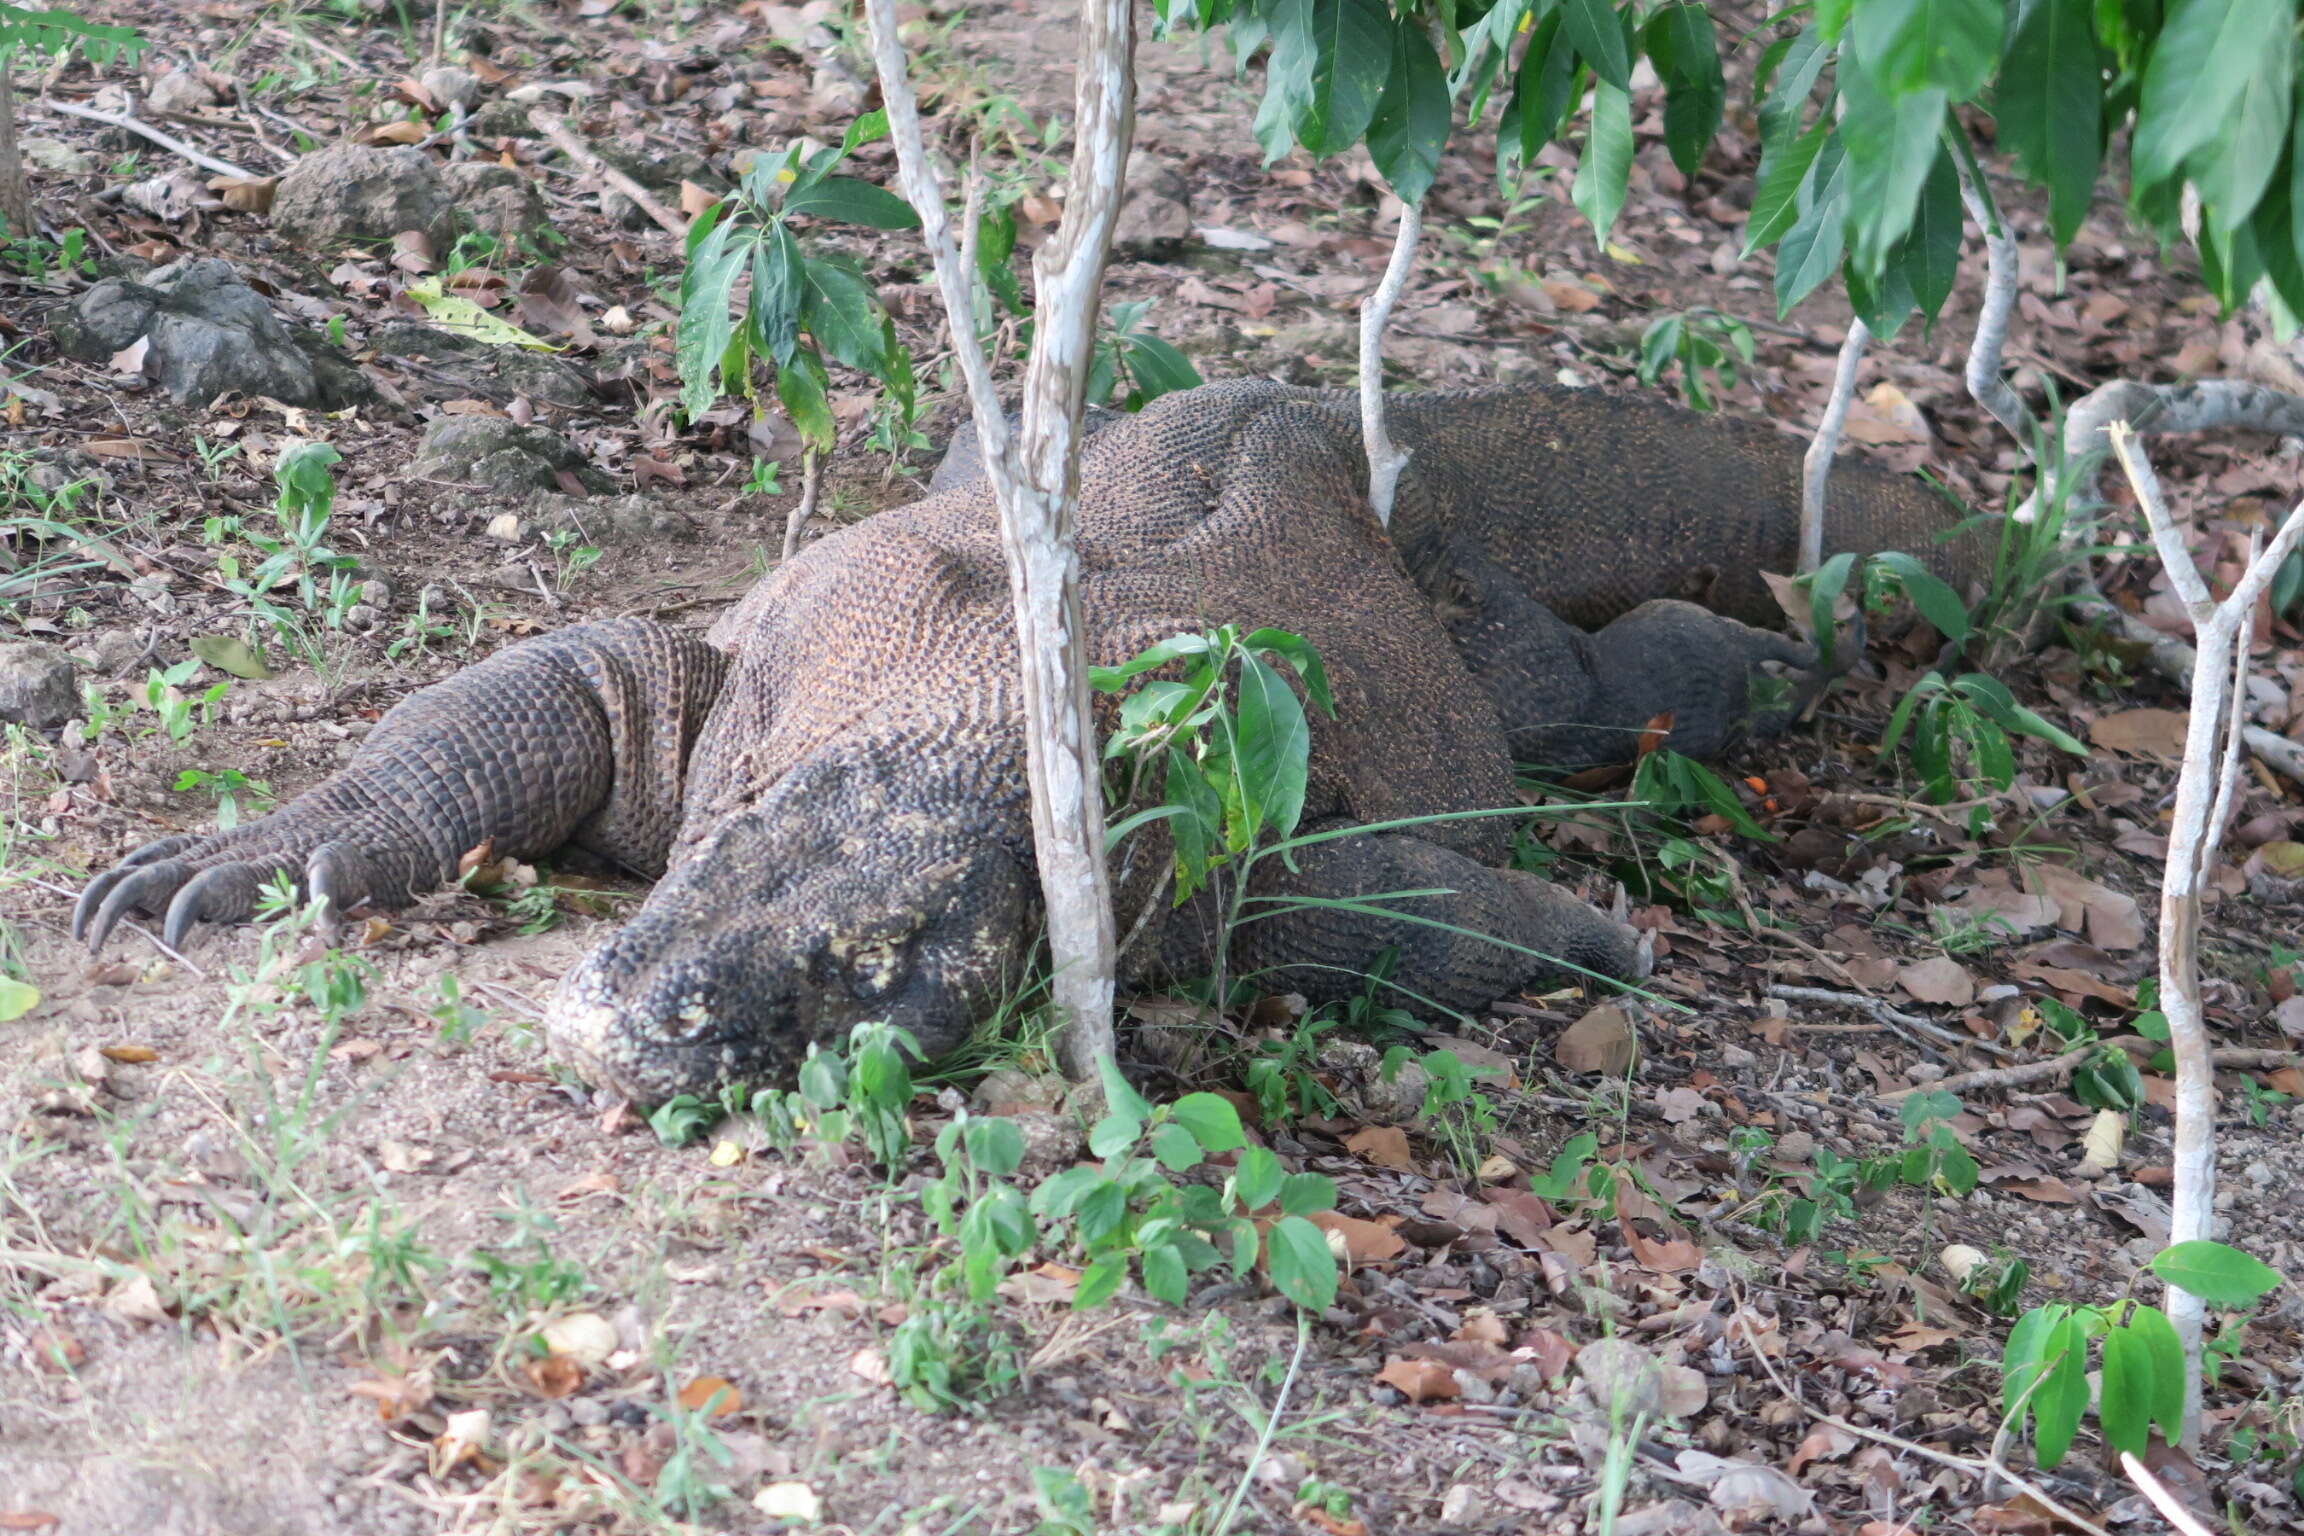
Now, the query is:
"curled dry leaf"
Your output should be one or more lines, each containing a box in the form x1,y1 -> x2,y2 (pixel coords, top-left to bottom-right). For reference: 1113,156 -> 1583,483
2090,707 -> 2190,760
1556,1003 -> 1639,1075
2026,865 -> 2146,951
1308,1209 -> 1407,1264
1344,1124 -> 1415,1170
435,1407 -> 492,1472
540,1311 -> 618,1367
208,175 -> 278,213
1897,955 -> 1976,1007
1374,1355 -> 1459,1402
526,1353 -> 583,1398
677,1376 -> 743,1416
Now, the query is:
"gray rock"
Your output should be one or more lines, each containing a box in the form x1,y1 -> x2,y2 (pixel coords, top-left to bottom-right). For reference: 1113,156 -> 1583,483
19,137 -> 95,177
442,161 -> 548,243
465,98 -> 542,140
144,67 -> 216,118
594,144 -> 725,229
371,322 -> 597,410
0,641 -> 79,728
420,64 -> 480,113
410,415 -> 612,496
1113,151 -> 1191,255
50,257 -> 373,411
272,142 -> 456,250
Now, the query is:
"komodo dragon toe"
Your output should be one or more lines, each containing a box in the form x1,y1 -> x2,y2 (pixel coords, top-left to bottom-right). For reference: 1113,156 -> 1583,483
79,379 -> 1983,1103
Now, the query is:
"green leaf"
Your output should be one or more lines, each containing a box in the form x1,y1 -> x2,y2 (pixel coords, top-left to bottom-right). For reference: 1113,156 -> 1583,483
2099,1322 -> 2154,1457
963,1116 -> 1026,1177
1029,1164 -> 1105,1219
2189,24 -> 2294,237
1096,1053 -> 1155,1126
1141,1240 -> 1189,1304
1500,11 -> 1577,165
1644,4 -> 1724,178
1278,1171 -> 1337,1217
1150,1120 -> 1204,1172
2000,0 -> 2105,246
1805,549 -> 1857,669
1366,15 -> 1448,203
1571,80 -> 1634,249
1746,116 -> 1833,256
675,214 -> 748,420
188,634 -> 272,680
1074,1253 -> 1128,1309
1757,23 -> 1831,151
2151,1240 -> 2284,1307
1232,1145 -> 1284,1211
749,223 -> 804,366
1559,0 -> 1630,91
2002,1303 -> 2067,1423
1870,552 -> 1972,643
1243,628 -> 1334,716
1266,1215 -> 1339,1311
1280,0 -> 1393,157
1233,648 -> 1313,844
782,174 -> 919,229
1838,52 -> 1948,272
1120,332 -> 1203,403
1170,1092 -> 1247,1153
1850,0 -> 2002,98
1906,144 -> 1964,321
1775,134 -> 1849,315
2132,0 -> 2289,200
2127,1304 -> 2188,1441
2032,1315 -> 2091,1467
1090,1113 -> 1142,1158
797,256 -> 890,377
774,348 -> 834,452
0,976 -> 39,1022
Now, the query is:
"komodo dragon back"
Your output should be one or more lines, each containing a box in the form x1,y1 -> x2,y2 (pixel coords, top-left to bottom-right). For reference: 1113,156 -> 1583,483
80,377 -> 1985,1105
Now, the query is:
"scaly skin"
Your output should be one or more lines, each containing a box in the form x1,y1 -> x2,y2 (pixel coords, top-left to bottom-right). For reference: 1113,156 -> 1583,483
81,380 -> 1984,1103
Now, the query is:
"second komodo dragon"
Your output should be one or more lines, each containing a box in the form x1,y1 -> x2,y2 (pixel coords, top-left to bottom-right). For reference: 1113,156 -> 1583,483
78,378 -> 1980,1103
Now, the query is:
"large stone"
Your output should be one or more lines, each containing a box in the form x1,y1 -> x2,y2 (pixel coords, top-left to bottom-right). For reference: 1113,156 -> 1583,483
442,162 -> 548,243
373,323 -> 596,411
0,641 -> 79,729
50,257 -> 373,411
1113,151 -> 1191,255
272,142 -> 456,249
410,415 -> 613,496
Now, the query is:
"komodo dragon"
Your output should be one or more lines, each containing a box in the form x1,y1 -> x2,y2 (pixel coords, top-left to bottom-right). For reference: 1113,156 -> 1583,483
77,378 -> 1981,1103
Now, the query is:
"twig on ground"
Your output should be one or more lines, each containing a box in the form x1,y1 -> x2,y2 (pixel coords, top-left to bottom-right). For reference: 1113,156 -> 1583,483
1357,196 -> 1421,527
1213,1312 -> 1310,1536
528,111 -> 688,237
781,446 -> 823,564
23,875 -> 208,978
1765,983 -> 2020,1060
47,98 -> 258,180
1799,318 -> 1869,574
1879,1035 -> 2298,1103
2118,1452 -> 2219,1536
1734,1312 -> 2116,1536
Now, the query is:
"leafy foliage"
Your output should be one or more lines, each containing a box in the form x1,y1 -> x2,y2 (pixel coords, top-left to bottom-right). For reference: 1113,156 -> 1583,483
0,5 -> 139,63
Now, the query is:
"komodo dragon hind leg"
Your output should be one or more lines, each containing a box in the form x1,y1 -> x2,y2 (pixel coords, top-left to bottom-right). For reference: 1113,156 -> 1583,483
77,618 -> 727,951
1226,832 -> 1642,1016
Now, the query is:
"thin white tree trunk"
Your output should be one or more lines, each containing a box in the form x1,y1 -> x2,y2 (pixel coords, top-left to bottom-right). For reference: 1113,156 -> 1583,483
863,0 -> 1130,1081
1799,318 -> 1869,574
0,67 -> 32,242
1358,198 -> 1421,526
1956,165 -> 2036,449
2110,421 -> 2304,1448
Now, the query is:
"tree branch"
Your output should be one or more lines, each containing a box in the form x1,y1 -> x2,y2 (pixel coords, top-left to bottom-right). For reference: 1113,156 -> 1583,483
1955,160 -> 2037,450
1799,319 -> 1869,574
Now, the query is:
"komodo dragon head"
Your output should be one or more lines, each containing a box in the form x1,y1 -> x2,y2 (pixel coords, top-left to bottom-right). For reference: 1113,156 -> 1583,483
543,750 -> 1037,1105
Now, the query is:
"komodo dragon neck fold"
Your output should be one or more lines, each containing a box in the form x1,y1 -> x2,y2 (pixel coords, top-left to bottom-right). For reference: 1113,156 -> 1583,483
80,378 -> 1985,1103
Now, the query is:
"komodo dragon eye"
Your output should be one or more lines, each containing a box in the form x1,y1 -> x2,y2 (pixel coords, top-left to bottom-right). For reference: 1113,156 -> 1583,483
827,933 -> 910,1000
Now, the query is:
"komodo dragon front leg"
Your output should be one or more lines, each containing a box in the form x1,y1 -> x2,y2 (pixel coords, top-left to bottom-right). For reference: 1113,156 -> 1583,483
77,618 -> 726,951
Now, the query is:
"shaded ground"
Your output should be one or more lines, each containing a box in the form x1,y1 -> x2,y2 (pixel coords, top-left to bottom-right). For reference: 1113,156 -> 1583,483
2,3 -> 2302,1534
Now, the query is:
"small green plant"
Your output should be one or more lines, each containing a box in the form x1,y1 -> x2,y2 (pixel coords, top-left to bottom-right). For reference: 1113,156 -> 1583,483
144,658 -> 229,745
1895,1089 -> 1980,1200
173,765 -> 272,829
473,1193 -> 591,1319
1086,298 -> 1203,410
745,457 -> 783,496
192,435 -> 242,480
2003,1240 -> 2282,1468
1244,1012 -> 1343,1126
431,973 -> 488,1047
1879,671 -> 2086,816
1636,306 -> 1754,410
543,528 -> 602,590
1381,1044 -> 1503,1179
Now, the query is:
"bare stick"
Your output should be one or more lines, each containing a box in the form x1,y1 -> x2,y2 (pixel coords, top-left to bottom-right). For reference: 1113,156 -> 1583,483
46,98 -> 259,181
1799,318 -> 1869,574
2021,377 -> 2304,523
1358,197 -> 1421,527
1765,983 -> 2019,1060
1956,161 -> 2037,450
2112,420 -> 2304,1448
432,0 -> 449,66
2118,1453 -> 2219,1536
527,111 -> 688,237
864,0 -> 1130,1082
780,445 -> 822,564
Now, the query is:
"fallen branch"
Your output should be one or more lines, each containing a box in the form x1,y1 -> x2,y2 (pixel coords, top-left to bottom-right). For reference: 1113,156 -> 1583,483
1879,1034 -> 2300,1104
2114,420 -> 2304,1449
47,98 -> 258,180
527,111 -> 688,237
1764,983 -> 2020,1061
1357,196 -> 1421,527
1799,319 -> 1869,574
2118,1452 -> 2220,1536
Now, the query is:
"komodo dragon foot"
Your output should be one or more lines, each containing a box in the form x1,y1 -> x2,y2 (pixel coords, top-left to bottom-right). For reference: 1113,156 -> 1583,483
75,619 -> 725,952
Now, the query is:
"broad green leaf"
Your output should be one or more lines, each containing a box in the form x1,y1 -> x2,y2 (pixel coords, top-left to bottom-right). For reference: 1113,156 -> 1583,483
774,348 -> 834,452
1073,1253 -> 1128,1309
2099,1320 -> 2155,1456
1266,1215 -> 1339,1311
1746,116 -> 1833,256
1500,11 -> 1577,165
1233,648 -> 1313,843
2127,1304 -> 2188,1441
676,215 -> 748,420
1805,549 -> 1857,669
1232,1146 -> 1285,1211
1141,1240 -> 1189,1304
1837,52 -> 1948,272
1170,1092 -> 1247,1153
2151,1240 -> 2284,1307
782,174 -> 920,229
2033,1315 -> 2091,1467
2132,0 -> 2289,199
840,107 -> 890,153
749,223 -> 804,366
1571,80 -> 1634,249
188,634 -> 272,680
797,256 -> 890,376
2190,29 -> 2294,237
1775,135 -> 1849,315
1278,1170 -> 1337,1217
963,1115 -> 1026,1177
1282,0 -> 1392,157
1120,333 -> 1203,402
1906,144 -> 1964,321
1559,0 -> 1630,91
1851,0 -> 2001,98
1756,23 -> 1831,152
1845,249 -> 1916,340
1367,15 -> 1448,203
1075,1180 -> 1128,1244
0,976 -> 38,1022
2000,0 -> 2104,246
2002,1303 -> 2068,1424
1870,552 -> 1973,643
1150,1121 -> 1203,1171
1644,3 -> 1724,178
1096,1052 -> 1155,1125
1029,1164 -> 1105,1219
404,274 -> 556,352
1242,627 -> 1333,715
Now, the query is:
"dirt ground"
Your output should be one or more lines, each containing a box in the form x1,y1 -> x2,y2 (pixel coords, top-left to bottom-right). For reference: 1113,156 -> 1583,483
4,3 -> 2303,1534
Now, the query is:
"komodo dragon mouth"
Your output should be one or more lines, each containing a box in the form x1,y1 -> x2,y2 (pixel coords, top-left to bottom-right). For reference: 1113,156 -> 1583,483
76,378 -> 1984,1105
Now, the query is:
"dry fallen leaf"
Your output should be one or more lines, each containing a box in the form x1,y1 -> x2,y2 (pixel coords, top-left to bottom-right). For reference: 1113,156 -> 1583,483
1344,1124 -> 1415,1170
1374,1355 -> 1460,1402
1897,955 -> 1976,1006
1308,1209 -> 1408,1264
2027,865 -> 2147,950
2091,707 -> 2190,760
1556,1003 -> 1639,1074
540,1311 -> 618,1367
753,1483 -> 822,1521
677,1376 -> 743,1416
